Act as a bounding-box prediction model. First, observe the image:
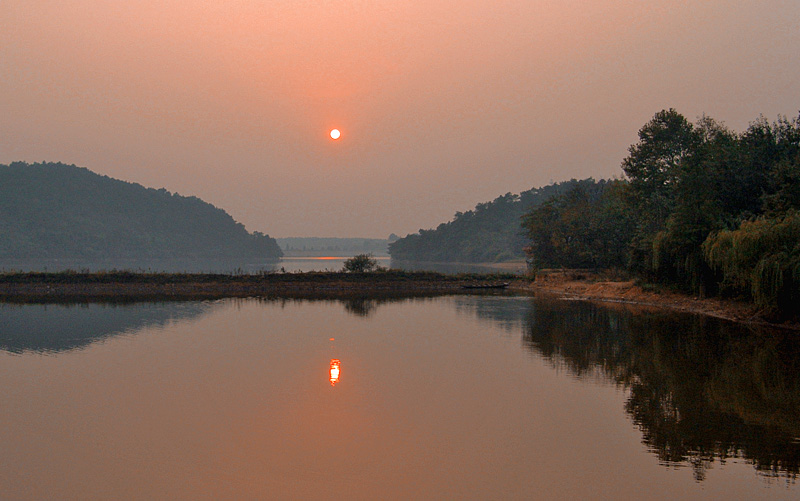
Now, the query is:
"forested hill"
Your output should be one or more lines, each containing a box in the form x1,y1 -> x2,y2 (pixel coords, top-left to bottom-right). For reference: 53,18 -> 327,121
388,179 -> 593,262
0,162 -> 282,261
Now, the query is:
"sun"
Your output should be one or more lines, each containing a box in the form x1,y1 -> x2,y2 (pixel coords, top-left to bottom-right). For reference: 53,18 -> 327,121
330,129 -> 341,140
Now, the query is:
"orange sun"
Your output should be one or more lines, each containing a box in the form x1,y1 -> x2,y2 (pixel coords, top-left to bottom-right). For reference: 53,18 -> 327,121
330,129 -> 341,140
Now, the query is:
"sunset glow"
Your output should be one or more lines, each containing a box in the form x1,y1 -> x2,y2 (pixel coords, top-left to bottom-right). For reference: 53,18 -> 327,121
330,359 -> 341,386
1,0 -> 799,496
1,1 -> 798,238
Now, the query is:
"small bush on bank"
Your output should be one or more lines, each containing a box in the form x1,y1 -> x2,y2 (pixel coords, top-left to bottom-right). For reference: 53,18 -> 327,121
342,254 -> 379,273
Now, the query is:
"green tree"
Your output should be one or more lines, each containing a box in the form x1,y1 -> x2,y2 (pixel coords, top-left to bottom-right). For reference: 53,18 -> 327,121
522,179 -> 634,269
622,109 -> 698,276
650,117 -> 736,292
342,253 -> 378,272
703,211 -> 800,316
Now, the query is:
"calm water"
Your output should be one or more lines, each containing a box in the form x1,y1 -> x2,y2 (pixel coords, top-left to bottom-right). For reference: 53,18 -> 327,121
1,257 -> 516,274
279,256 -> 391,273
0,296 -> 798,499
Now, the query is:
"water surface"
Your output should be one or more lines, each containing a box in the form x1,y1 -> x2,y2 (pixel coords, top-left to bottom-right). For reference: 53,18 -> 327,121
0,296 -> 797,499
279,256 -> 391,273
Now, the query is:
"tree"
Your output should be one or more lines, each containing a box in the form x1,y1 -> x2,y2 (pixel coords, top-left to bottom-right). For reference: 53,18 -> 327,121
522,179 -> 634,270
649,117 -> 736,292
342,254 -> 378,273
622,109 -> 698,275
703,211 -> 800,316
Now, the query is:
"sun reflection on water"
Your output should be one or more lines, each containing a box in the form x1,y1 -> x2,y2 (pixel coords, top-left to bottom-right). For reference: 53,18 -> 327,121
329,359 -> 341,386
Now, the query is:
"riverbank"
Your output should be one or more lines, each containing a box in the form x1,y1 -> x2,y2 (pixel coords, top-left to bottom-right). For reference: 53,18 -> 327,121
0,270 -> 517,302
515,269 -> 799,330
3,269 -> 795,329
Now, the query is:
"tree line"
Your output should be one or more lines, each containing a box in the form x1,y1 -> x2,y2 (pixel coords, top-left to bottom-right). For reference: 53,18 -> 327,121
523,109 -> 799,317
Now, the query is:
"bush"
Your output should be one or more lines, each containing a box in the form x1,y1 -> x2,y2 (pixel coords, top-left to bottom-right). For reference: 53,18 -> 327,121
342,254 -> 378,273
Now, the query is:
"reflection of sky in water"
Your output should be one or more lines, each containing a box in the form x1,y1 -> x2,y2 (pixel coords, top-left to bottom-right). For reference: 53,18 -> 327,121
0,297 -> 797,499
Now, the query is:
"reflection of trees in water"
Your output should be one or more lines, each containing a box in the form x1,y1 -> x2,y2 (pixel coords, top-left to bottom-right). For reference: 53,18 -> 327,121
338,293 -> 528,320
339,295 -> 445,318
249,295 -> 441,318
342,297 -> 380,317
519,298 -> 800,481
251,293 -> 526,320
0,301 -> 215,354
452,295 -> 530,333
289,287 -> 800,481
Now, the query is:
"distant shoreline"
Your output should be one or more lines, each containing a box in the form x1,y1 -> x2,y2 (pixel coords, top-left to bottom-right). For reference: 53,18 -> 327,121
0,271 -> 517,302
281,253 -> 391,258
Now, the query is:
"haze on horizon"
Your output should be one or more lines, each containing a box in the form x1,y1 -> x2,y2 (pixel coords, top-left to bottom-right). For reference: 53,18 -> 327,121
2,1 -> 798,238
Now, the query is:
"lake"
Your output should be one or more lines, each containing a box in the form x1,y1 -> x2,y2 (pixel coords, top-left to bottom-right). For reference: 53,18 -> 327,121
0,295 -> 797,499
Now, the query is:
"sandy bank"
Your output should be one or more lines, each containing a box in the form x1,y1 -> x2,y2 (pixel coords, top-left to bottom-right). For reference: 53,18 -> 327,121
512,270 -> 798,330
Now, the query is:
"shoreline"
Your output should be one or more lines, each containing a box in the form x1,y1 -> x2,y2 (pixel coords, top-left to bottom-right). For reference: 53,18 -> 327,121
513,271 -> 799,330
2,269 -> 796,330
0,271 -> 517,303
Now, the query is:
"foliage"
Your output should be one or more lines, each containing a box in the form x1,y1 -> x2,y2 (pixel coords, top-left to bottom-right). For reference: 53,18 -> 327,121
342,254 -> 378,272
389,180 -> 588,263
522,179 -> 634,269
621,109 -> 700,277
390,107 -> 800,318
0,162 -> 283,262
703,211 -> 800,314
517,108 -> 800,316
619,110 -> 799,310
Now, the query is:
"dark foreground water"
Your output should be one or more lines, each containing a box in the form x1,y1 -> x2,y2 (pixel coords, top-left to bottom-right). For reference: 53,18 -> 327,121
0,295 -> 797,499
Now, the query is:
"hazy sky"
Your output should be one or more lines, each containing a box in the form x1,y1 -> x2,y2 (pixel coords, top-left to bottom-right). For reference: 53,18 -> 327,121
2,1 -> 799,237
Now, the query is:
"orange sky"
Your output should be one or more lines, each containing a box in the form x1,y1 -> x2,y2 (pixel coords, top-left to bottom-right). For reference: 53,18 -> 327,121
2,1 -> 799,237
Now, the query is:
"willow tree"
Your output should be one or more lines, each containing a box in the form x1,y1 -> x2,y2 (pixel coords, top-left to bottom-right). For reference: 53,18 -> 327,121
703,211 -> 800,316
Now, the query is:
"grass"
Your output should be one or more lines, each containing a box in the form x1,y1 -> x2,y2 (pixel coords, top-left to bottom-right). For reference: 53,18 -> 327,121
0,268 -> 518,285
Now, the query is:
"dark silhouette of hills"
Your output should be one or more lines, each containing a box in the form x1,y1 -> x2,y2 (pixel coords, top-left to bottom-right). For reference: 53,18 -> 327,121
276,237 -> 389,256
0,162 -> 282,268
389,179 -> 591,263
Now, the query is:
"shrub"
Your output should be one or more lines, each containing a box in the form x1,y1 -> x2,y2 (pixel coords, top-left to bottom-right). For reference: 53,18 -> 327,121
342,254 -> 378,273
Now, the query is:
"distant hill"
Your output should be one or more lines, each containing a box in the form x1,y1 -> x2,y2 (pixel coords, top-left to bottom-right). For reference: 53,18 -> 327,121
276,237 -> 389,256
0,162 -> 282,265
388,179 -> 594,263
